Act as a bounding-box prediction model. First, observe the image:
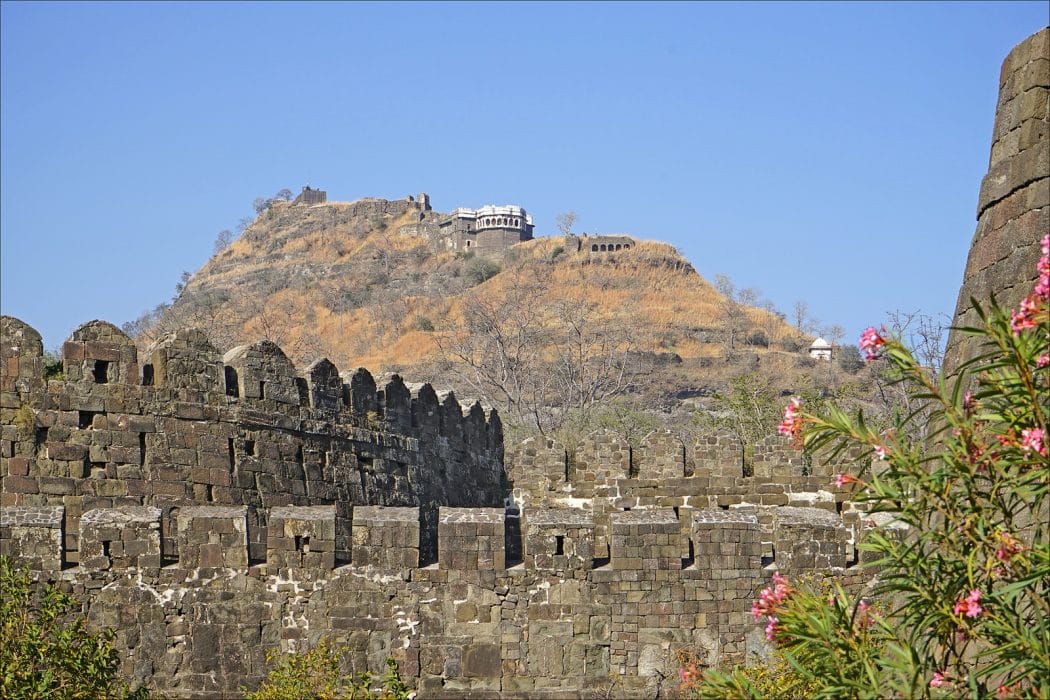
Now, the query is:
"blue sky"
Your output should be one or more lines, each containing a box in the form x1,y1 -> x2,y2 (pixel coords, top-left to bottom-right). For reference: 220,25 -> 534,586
2,2 -> 1047,353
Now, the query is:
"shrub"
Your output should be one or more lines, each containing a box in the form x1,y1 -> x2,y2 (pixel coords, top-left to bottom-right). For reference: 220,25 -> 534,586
687,235 -> 1050,698
465,257 -> 501,285
42,351 -> 63,380
551,245 -> 565,260
744,330 -> 769,347
0,556 -> 147,699
245,640 -> 411,700
410,316 -> 435,332
836,344 -> 864,374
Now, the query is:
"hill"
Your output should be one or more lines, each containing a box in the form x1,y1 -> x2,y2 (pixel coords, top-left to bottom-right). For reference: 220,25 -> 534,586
129,194 -> 837,437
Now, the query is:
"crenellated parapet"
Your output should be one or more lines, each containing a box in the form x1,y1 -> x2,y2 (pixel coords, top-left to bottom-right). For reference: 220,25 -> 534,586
1,316 -> 504,565
0,498 -> 881,696
79,506 -> 162,570
0,502 -> 870,580
0,504 -> 62,570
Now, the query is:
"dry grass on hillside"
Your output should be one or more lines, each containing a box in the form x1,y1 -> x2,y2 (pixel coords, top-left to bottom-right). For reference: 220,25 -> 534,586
152,202 -> 805,399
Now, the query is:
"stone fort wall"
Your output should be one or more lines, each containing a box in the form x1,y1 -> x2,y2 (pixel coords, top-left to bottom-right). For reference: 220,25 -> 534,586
0,314 -> 879,698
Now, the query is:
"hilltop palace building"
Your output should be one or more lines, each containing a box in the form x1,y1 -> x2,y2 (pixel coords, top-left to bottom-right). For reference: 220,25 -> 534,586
437,204 -> 535,256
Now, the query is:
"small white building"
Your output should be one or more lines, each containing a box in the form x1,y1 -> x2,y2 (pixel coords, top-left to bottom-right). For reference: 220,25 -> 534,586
808,337 -> 833,361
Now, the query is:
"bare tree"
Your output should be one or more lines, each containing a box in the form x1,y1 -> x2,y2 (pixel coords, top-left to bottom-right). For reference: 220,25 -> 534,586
713,273 -> 735,300
243,286 -> 325,364
436,267 -> 642,435
556,211 -> 577,237
546,297 -> 640,415
213,229 -> 233,255
863,310 -> 952,442
759,300 -> 787,346
884,310 -> 950,374
711,274 -> 751,360
792,300 -> 820,336
438,281 -> 552,433
737,287 -> 761,307
821,323 -> 845,346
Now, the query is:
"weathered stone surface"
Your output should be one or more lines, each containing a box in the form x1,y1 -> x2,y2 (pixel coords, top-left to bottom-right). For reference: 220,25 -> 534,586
946,27 -> 1049,372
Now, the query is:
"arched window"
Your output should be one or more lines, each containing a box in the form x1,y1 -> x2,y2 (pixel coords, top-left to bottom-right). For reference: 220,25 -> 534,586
615,244 -> 622,251
591,244 -> 598,252
600,244 -> 607,251
624,244 -> 631,249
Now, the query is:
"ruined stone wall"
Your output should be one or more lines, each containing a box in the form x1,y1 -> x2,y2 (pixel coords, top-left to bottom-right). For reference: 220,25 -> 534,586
945,28 -> 1049,372
578,234 -> 635,254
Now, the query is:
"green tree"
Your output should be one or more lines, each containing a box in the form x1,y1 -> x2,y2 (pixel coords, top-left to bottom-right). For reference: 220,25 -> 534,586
0,556 -> 147,699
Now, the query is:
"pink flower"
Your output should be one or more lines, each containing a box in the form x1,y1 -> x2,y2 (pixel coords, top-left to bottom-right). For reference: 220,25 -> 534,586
677,661 -> 702,691
930,671 -> 949,689
834,473 -> 857,488
859,326 -> 886,360
856,599 -> 877,628
752,572 -> 792,619
752,573 -> 792,640
1010,294 -> 1043,335
963,391 -> 976,415
777,397 -> 803,443
764,615 -> 779,640
874,445 -> 887,460
1021,427 -> 1046,456
1036,233 -> 1050,300
995,531 -> 1024,562
953,589 -> 983,619
1038,354 -> 1049,368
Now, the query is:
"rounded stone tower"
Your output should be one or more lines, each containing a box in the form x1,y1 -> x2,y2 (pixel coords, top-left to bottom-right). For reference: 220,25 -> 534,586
944,27 -> 1049,373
